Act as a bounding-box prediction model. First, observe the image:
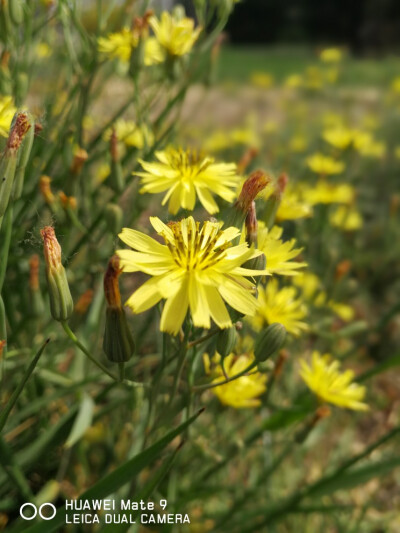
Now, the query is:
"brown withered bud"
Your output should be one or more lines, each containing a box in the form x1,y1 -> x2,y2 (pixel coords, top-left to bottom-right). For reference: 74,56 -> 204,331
39,176 -> 55,204
236,170 -> 270,214
237,147 -> 259,174
0,340 -> 6,360
132,9 -> 154,37
70,148 -> 88,175
245,201 -> 258,247
59,192 -> 77,210
29,255 -> 40,291
276,172 -> 288,198
103,255 -> 135,363
104,255 -> 122,308
335,259 -> 352,280
273,349 -> 289,378
34,123 -> 43,136
0,50 -> 10,69
7,112 -> 31,152
74,289 -> 94,315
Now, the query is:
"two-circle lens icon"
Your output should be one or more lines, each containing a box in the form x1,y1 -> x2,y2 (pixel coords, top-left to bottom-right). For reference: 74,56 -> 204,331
20,503 -> 56,521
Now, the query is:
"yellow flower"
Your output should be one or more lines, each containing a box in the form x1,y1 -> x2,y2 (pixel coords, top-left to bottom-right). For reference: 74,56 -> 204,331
275,186 -> 313,222
136,148 -> 241,215
328,301 -> 355,322
203,130 -> 231,152
330,206 -> 363,231
98,29 -> 162,65
104,119 -> 154,149
210,352 -> 267,408
36,42 -> 52,58
292,271 -> 321,300
391,76 -> 400,94
257,224 -> 307,276
304,66 -> 324,90
322,126 -> 353,150
284,74 -> 303,89
357,139 -> 386,158
230,127 -> 260,148
117,216 -> 266,335
149,11 -> 201,57
300,351 -> 368,411
302,181 -> 355,205
320,47 -> 342,63
250,72 -> 274,88
249,279 -> 308,336
289,134 -> 308,153
0,96 -> 16,138
306,153 -> 345,175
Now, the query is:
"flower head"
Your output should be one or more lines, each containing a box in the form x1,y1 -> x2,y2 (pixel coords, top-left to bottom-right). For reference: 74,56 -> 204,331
0,96 -> 16,138
320,47 -> 342,63
300,351 -> 368,411
98,28 -> 162,65
104,119 -> 154,149
322,126 -> 354,150
330,206 -> 363,231
149,11 -> 201,57
306,153 -> 345,175
249,279 -> 308,336
117,216 -> 266,335
258,224 -> 307,276
209,352 -> 267,408
136,148 -> 240,214
302,181 -> 355,205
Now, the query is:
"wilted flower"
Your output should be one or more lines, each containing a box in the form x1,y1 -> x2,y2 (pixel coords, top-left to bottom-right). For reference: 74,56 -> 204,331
300,351 -> 368,411
117,216 -> 267,335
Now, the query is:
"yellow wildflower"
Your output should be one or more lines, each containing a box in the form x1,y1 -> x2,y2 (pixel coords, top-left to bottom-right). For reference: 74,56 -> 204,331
117,216 -> 266,335
149,10 -> 201,57
136,148 -> 240,215
210,352 -> 267,408
322,126 -> 353,150
36,42 -> 52,58
203,130 -> 231,152
98,29 -> 162,65
276,185 -> 313,221
320,47 -> 342,63
391,76 -> 400,94
230,127 -> 260,148
0,96 -> 16,138
304,66 -> 324,90
330,206 -> 363,231
357,139 -> 386,159
104,119 -> 154,149
250,72 -> 274,88
289,134 -> 308,153
302,181 -> 355,205
284,74 -> 303,89
300,351 -> 368,411
257,224 -> 307,276
292,271 -> 321,300
250,279 -> 308,336
306,153 -> 345,175
328,301 -> 355,322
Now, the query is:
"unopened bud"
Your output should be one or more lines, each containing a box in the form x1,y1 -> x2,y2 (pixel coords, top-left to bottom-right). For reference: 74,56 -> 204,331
103,256 -> 135,363
335,259 -> 351,280
40,226 -> 73,322
39,176 -> 55,204
0,111 -> 31,217
254,323 -> 287,363
70,147 -> 88,175
59,191 -> 77,210
216,326 -> 237,357
9,0 -> 24,26
104,203 -> 123,234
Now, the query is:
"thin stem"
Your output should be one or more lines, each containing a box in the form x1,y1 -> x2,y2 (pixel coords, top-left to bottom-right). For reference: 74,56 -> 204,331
193,361 -> 258,392
187,328 -> 219,348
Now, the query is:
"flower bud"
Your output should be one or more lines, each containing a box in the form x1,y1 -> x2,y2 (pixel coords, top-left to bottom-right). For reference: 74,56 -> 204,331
39,176 -> 55,204
103,256 -> 135,363
0,111 -> 31,217
13,111 -> 34,199
228,170 -> 271,236
216,326 -> 237,357
254,323 -> 287,363
9,0 -> 24,26
40,226 -> 73,322
104,203 -> 123,235
70,147 -> 88,175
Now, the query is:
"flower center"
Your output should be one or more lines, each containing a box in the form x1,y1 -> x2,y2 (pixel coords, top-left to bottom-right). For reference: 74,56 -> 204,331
163,220 -> 229,271
169,149 -> 213,182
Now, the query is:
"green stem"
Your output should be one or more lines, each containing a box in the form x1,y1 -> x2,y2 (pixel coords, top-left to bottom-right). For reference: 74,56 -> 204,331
0,437 -> 34,502
0,206 -> 13,293
193,361 -> 258,392
0,338 -> 50,433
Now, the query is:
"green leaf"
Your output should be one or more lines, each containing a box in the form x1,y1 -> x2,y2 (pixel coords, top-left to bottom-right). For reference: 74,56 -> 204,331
15,408 -> 204,533
306,456 -> 400,497
65,393 -> 95,448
